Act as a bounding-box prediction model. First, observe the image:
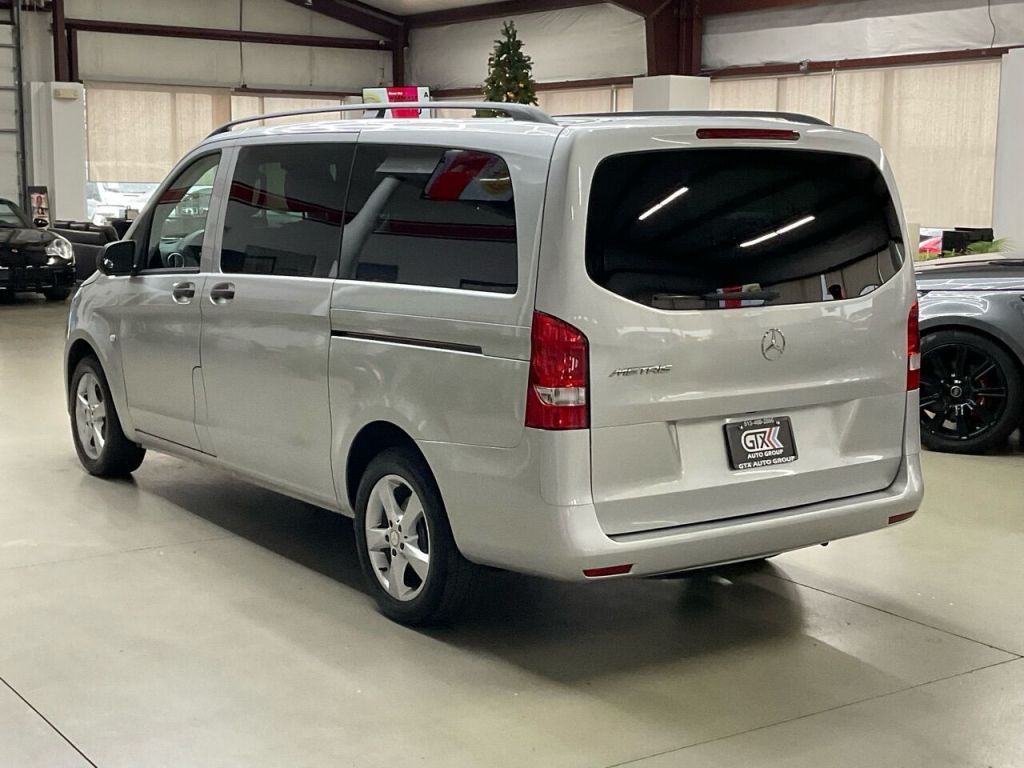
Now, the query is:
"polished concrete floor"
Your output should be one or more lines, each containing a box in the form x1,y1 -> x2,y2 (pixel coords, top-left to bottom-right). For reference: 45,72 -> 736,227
2,296 -> 1023,768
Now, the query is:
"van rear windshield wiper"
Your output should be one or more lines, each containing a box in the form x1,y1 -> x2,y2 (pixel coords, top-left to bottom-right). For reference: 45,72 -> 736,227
700,289 -> 780,302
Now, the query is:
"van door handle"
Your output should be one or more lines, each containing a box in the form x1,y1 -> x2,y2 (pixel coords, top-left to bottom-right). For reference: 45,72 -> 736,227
171,281 -> 196,304
209,282 -> 236,304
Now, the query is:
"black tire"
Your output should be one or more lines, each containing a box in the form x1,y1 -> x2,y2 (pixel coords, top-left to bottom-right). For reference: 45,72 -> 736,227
919,329 -> 1023,454
70,356 -> 146,477
354,447 -> 480,626
45,287 -> 71,301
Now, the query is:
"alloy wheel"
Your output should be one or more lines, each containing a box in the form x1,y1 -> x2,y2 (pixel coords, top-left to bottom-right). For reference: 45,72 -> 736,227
75,372 -> 108,460
364,475 -> 431,601
919,342 -> 1009,441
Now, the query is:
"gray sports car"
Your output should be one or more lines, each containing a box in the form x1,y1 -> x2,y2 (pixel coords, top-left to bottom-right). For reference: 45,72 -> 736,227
916,255 -> 1024,453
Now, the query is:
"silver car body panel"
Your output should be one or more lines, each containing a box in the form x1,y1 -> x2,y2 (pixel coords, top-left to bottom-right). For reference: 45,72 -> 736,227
66,114 -> 924,580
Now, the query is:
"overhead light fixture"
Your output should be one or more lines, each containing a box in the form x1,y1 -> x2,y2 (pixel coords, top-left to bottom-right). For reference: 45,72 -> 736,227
638,186 -> 689,221
740,215 -> 816,248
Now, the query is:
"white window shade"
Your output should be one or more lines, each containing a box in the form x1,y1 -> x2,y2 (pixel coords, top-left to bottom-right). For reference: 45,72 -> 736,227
614,86 -> 633,113
537,88 -> 612,115
86,85 -> 359,184
836,62 -> 1000,228
230,95 -> 346,126
709,60 -> 1001,227
777,73 -> 833,123
86,84 -> 230,183
710,77 -> 778,111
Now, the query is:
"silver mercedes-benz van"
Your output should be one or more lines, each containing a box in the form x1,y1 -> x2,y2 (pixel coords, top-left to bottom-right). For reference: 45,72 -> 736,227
65,102 -> 923,625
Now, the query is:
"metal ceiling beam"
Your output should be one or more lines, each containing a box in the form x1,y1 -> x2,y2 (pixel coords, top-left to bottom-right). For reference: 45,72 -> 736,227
64,18 -> 392,50
704,44 -> 1020,77
280,0 -> 402,39
52,0 -> 69,81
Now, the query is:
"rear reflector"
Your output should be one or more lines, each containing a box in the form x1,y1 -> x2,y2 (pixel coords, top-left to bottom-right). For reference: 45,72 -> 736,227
583,564 -> 633,578
907,300 -> 920,390
525,311 -> 589,430
888,510 -> 916,525
697,128 -> 800,141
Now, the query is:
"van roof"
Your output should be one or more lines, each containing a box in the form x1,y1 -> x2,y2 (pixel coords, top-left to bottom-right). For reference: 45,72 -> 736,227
200,102 -> 835,146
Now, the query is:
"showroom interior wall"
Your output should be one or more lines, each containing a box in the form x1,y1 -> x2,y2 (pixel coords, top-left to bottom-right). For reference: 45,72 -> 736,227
992,47 -> 1024,249
709,61 -> 1002,228
22,0 -> 391,217
16,0 -> 1024,231
704,0 -> 1024,68
408,5 -> 646,90
68,0 -> 390,90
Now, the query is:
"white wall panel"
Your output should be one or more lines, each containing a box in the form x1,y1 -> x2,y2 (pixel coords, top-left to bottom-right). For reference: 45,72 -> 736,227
241,43 -> 389,91
76,32 -> 389,92
77,33 -> 243,87
68,0 -> 387,90
993,48 -> 1024,245
240,0 -> 379,39
66,0 -> 376,36
408,5 -> 646,90
67,0 -> 241,29
705,0 -> 1024,69
0,134 -> 18,202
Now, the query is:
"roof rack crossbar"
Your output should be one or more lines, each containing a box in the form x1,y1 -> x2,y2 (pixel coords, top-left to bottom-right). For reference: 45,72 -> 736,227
206,101 -> 558,137
562,110 -> 830,126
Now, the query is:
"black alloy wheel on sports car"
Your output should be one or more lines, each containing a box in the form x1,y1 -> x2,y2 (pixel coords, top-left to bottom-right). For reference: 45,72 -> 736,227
919,329 -> 1023,453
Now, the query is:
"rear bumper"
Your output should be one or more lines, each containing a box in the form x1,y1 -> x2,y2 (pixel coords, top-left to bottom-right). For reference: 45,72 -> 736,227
0,265 -> 76,291
552,452 -> 922,580
419,394 -> 923,581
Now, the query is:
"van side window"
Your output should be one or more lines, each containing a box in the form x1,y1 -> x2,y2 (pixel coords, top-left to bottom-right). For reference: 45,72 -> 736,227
140,152 -> 220,272
340,144 -> 517,293
220,143 -> 353,278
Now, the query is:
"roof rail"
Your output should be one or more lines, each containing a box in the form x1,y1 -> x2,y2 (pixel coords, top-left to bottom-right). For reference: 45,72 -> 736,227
561,110 -> 831,126
206,101 -> 558,137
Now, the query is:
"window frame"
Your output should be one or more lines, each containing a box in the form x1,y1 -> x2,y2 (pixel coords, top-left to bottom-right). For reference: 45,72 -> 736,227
132,150 -> 223,276
339,142 -> 520,296
217,139 -> 356,280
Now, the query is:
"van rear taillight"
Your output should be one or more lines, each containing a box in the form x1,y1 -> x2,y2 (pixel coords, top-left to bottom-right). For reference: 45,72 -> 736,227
525,311 -> 589,430
696,128 -> 799,141
907,301 -> 920,390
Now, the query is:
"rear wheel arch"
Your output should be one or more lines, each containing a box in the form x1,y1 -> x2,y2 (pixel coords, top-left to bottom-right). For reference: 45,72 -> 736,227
344,421 -> 433,510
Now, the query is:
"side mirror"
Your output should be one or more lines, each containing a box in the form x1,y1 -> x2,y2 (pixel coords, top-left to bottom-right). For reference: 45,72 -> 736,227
33,217 -> 49,228
96,240 -> 136,276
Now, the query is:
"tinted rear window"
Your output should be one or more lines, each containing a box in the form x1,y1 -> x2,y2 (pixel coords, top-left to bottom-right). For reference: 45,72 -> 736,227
586,149 -> 903,310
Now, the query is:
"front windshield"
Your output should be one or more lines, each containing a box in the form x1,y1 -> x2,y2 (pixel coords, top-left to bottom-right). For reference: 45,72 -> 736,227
0,200 -> 28,228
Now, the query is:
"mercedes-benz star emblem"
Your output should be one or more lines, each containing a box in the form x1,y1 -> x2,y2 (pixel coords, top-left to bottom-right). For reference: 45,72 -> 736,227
761,328 -> 786,361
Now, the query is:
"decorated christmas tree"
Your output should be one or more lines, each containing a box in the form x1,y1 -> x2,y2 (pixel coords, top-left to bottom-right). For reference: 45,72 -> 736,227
481,21 -> 538,114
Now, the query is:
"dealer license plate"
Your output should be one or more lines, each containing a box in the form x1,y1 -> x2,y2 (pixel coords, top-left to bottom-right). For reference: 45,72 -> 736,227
724,416 -> 798,470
